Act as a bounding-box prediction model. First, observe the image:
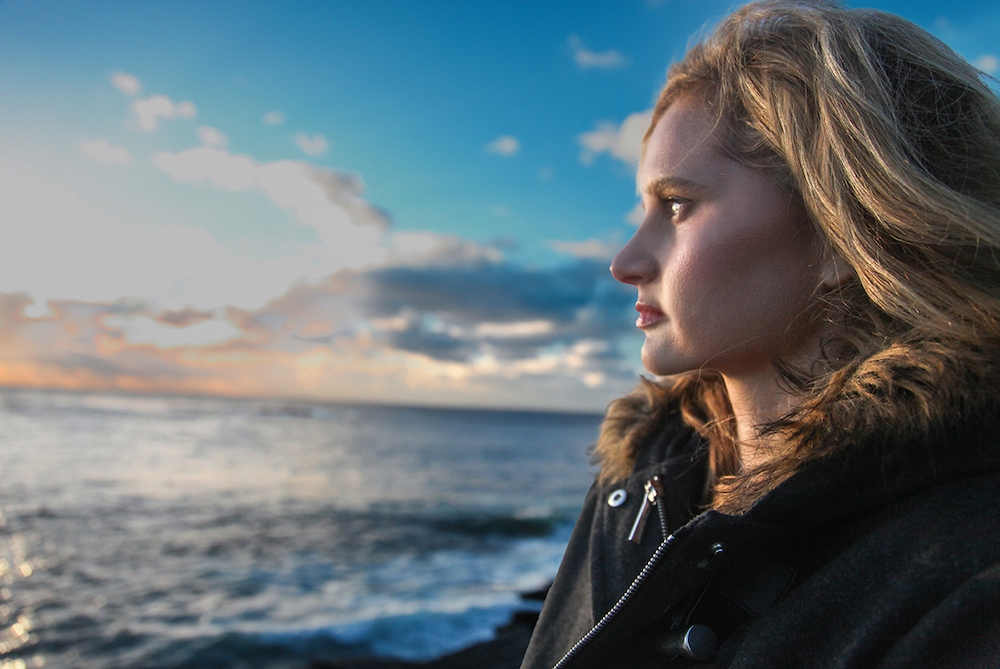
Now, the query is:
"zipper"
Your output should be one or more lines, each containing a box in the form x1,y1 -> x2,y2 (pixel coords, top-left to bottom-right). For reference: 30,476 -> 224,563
628,476 -> 666,544
551,476 -> 673,669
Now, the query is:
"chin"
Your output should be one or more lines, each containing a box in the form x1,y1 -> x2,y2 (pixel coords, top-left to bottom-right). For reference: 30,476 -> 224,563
641,344 -> 694,378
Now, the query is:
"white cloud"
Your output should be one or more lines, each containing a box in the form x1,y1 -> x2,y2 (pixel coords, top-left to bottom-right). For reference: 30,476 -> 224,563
549,238 -> 619,260
0,157 -> 637,410
262,111 -> 286,126
295,133 -> 329,156
386,230 -> 502,266
568,36 -> 629,70
79,139 -> 131,166
579,109 -> 652,166
2,155 -> 500,316
151,147 -> 389,272
132,95 -> 197,132
485,135 -> 520,156
197,126 -> 228,148
111,72 -> 141,96
152,147 -> 257,190
975,54 -> 1000,74
0,161 -> 350,311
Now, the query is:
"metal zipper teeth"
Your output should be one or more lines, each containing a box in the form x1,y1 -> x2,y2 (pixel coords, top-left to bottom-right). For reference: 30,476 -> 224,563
551,499 -> 673,669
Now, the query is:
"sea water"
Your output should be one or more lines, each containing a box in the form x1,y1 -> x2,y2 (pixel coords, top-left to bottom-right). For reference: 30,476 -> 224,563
0,388 -> 600,669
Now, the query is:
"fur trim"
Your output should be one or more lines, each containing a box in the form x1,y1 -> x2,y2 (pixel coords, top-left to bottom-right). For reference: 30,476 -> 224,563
594,341 -> 1000,508
592,378 -> 677,485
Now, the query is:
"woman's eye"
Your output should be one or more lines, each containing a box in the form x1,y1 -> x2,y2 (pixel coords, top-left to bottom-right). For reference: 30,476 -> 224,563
664,198 -> 686,219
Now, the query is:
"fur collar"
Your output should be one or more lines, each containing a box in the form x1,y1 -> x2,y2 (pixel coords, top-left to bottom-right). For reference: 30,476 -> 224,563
593,342 -> 1000,509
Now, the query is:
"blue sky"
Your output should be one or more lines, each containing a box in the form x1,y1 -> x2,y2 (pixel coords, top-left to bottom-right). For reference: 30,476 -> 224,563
0,0 -> 997,411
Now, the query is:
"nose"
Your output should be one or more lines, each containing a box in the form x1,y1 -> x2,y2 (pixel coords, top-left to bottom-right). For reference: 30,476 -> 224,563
610,228 -> 657,286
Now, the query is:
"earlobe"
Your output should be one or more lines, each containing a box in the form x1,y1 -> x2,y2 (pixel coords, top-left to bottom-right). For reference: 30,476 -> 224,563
819,251 -> 854,293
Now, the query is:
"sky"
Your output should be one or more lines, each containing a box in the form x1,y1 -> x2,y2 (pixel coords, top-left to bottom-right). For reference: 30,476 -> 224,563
0,0 -> 998,412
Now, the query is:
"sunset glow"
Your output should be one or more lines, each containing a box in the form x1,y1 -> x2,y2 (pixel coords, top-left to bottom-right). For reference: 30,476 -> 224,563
1,1 -> 996,410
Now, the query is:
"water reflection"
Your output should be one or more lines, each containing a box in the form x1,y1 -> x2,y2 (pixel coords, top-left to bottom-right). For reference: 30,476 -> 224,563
0,389 -> 597,667
0,510 -> 47,667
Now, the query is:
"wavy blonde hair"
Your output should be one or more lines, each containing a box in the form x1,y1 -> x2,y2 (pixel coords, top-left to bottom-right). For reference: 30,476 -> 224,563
595,0 -> 1000,510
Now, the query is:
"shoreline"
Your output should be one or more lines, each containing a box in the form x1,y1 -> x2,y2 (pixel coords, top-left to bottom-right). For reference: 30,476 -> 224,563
312,587 -> 547,669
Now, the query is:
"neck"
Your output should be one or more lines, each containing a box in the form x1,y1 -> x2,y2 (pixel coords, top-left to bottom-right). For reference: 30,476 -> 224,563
722,368 -> 800,472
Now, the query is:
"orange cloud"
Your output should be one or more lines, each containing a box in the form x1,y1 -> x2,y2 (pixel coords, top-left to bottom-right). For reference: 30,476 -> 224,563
0,241 -> 641,411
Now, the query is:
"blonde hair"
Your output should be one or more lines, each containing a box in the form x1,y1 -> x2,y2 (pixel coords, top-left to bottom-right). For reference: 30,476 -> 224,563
595,0 -> 1000,510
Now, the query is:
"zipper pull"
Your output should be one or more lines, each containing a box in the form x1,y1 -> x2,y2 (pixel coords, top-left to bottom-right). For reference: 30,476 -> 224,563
628,476 -> 664,544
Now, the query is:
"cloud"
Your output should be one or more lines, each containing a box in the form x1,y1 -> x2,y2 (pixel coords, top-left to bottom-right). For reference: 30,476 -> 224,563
103,313 -> 249,348
0,162 -> 339,312
568,36 -> 629,70
132,95 -> 197,132
579,109 -> 652,166
152,147 -> 256,189
151,147 -> 392,273
198,126 -> 228,148
0,295 -> 230,392
549,238 -> 619,260
111,72 -> 141,96
262,111 -> 286,126
295,133 -> 329,156
356,252 -> 639,400
384,231 -> 502,268
0,78 -> 649,409
361,257 -> 628,334
236,247 -> 638,385
0,219 -> 641,409
975,54 -> 1000,74
0,229 -> 641,406
343,257 -> 639,399
79,139 -> 131,166
153,307 -> 216,327
485,135 -> 520,156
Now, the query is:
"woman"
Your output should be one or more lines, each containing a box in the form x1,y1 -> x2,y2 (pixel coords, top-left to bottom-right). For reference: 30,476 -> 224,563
521,1 -> 1000,667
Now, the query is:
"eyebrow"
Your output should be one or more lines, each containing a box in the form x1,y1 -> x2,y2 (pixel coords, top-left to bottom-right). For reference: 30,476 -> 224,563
637,176 -> 713,199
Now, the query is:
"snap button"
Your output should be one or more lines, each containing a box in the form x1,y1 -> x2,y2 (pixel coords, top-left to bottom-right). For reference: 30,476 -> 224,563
653,624 -> 718,661
711,542 -> 726,556
607,489 -> 628,507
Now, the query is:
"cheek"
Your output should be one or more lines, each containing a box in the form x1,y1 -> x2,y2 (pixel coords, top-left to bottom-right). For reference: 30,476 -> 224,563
668,222 -> 759,309
661,235 -> 746,349
667,216 -> 819,335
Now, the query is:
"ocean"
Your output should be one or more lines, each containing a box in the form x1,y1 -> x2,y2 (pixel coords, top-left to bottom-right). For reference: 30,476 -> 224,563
0,388 -> 601,669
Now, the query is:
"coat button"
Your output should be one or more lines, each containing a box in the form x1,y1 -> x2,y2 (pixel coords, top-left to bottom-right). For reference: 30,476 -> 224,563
607,489 -> 628,507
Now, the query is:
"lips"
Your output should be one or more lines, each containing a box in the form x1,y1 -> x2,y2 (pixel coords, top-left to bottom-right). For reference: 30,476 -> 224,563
635,303 -> 666,328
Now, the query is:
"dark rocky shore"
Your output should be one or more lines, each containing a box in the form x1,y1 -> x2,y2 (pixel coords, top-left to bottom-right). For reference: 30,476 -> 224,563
312,588 -> 546,669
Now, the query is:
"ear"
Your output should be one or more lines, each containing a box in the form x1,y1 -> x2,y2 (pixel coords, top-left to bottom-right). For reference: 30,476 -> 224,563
818,249 -> 854,293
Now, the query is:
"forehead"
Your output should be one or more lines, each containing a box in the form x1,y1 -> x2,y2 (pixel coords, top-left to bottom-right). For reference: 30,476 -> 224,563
638,98 -> 723,189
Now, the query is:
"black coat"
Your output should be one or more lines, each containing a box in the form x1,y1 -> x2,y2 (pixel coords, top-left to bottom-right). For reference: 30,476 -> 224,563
520,413 -> 1000,668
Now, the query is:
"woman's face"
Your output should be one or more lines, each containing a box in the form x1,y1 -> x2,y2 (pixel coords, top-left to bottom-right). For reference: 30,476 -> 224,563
611,97 -> 830,379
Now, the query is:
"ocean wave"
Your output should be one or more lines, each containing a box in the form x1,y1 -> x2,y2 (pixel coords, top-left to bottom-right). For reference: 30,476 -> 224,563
129,603 -> 526,668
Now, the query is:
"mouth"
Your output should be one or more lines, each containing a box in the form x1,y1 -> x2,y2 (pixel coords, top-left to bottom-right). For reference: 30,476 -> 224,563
635,303 -> 666,329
